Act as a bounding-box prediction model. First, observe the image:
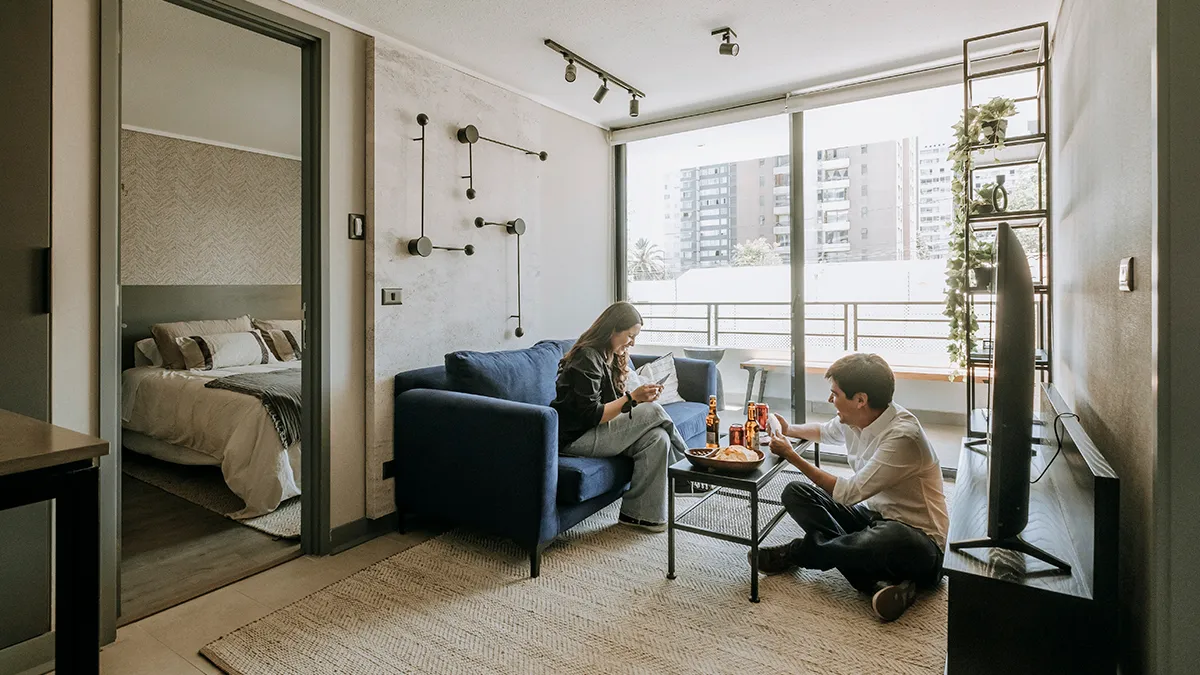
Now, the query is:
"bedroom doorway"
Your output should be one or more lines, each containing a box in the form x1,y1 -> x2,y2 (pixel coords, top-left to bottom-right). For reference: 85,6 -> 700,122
100,0 -> 333,631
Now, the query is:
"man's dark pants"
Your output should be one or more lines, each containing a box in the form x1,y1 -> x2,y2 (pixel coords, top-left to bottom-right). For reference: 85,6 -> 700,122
780,481 -> 943,593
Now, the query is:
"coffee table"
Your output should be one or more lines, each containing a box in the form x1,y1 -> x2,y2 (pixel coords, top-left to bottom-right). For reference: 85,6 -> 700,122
667,439 -> 815,603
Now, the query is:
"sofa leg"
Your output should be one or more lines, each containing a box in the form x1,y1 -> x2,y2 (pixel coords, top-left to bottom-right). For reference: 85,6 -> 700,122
530,548 -> 542,578
396,510 -> 406,534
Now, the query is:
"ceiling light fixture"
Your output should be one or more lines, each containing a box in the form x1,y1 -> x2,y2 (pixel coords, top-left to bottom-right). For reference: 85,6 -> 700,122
712,27 -> 739,56
593,79 -> 609,104
544,39 -> 645,112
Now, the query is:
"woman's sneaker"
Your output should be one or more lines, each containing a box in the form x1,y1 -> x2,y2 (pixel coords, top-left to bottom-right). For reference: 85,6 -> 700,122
749,543 -> 795,574
872,580 -> 917,622
617,512 -> 667,533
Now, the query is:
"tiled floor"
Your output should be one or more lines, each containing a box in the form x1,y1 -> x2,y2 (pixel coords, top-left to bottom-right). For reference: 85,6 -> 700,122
82,529 -> 437,675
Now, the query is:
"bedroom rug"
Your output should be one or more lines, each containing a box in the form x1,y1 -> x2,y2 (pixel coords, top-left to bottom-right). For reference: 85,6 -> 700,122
201,483 -> 953,674
123,452 -> 300,539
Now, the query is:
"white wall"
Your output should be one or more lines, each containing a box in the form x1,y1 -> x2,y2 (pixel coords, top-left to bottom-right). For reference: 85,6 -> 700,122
51,0 -> 99,437
122,0 -> 301,157
1052,0 -> 1155,671
364,41 -> 611,517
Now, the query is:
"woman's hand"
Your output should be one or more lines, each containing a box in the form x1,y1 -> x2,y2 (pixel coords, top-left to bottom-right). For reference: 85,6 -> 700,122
631,383 -> 662,403
773,413 -> 790,437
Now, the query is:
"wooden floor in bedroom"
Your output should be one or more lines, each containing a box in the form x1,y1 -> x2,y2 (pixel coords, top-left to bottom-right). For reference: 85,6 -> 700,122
119,473 -> 301,626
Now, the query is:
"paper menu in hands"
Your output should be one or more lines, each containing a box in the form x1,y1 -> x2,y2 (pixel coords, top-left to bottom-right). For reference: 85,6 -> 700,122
767,413 -> 783,436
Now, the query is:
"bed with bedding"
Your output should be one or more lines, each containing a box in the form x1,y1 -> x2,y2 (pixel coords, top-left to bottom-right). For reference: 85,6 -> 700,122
121,309 -> 304,519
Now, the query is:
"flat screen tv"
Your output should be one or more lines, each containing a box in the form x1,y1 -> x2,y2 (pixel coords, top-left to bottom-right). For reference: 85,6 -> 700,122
987,222 -> 1035,539
950,222 -> 1071,573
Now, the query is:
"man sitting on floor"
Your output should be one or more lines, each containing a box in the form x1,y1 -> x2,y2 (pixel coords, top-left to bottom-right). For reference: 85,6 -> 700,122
753,353 -> 949,622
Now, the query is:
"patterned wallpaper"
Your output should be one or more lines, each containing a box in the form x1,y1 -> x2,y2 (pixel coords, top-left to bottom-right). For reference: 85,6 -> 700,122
120,129 -> 301,285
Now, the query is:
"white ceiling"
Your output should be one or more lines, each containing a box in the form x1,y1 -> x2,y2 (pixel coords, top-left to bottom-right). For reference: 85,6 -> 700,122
305,0 -> 1058,129
123,0 -> 301,155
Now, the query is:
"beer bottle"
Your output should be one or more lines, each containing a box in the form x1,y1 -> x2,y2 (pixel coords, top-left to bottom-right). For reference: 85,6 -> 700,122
705,396 -> 720,448
745,402 -> 759,446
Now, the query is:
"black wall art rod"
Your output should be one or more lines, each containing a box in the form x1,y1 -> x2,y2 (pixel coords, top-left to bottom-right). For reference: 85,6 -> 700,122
475,217 -> 527,337
457,124 -> 547,200
408,113 -> 474,258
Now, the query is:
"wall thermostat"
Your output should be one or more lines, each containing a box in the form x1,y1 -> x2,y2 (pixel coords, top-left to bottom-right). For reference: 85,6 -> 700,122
1119,257 -> 1134,292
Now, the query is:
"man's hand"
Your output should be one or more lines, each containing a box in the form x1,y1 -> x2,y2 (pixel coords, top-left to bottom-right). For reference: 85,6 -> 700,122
769,433 -> 794,458
773,413 -> 790,436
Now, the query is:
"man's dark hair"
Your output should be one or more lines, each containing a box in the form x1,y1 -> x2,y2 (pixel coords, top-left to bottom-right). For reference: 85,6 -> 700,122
824,353 -> 895,410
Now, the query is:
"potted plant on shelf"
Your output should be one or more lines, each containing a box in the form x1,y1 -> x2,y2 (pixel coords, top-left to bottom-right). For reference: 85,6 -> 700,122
977,96 -> 1018,146
944,98 -> 1015,377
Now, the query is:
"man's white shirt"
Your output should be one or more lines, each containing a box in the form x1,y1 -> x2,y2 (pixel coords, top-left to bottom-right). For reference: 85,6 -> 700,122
821,403 -> 950,547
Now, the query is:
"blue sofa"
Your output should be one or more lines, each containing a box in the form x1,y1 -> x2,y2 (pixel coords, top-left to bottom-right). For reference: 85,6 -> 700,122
393,339 -> 717,577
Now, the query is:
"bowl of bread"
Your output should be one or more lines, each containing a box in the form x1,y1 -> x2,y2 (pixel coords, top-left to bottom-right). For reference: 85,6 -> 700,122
684,444 -> 765,473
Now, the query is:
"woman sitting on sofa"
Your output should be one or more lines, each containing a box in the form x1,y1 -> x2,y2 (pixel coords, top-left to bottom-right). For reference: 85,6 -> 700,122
551,301 -> 705,532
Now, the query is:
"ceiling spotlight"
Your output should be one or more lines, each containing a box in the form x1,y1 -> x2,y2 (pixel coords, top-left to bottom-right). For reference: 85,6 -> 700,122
712,27 -> 739,56
564,59 -> 577,83
593,79 -> 609,103
629,94 -> 639,118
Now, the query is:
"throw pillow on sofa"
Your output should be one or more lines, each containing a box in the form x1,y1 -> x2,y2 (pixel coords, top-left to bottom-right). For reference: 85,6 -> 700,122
634,353 -> 685,405
445,341 -> 563,406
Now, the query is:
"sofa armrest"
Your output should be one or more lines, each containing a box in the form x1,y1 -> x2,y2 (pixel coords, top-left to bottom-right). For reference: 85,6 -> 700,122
394,389 -> 560,548
671,357 -> 717,404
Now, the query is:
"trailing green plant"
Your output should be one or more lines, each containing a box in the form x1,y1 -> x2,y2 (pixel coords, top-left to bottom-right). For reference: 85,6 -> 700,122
944,97 -> 1016,376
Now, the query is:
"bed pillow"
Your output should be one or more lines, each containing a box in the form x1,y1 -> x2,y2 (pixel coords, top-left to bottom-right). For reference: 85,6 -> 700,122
152,315 -> 253,369
259,328 -> 302,362
133,338 -> 163,367
174,331 -> 273,370
634,353 -> 684,405
252,318 -> 303,343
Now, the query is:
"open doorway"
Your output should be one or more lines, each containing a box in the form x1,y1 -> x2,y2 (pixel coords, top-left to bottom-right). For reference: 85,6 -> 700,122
113,0 -> 315,624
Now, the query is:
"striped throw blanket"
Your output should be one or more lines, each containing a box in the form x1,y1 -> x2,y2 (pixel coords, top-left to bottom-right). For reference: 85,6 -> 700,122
206,369 -> 302,448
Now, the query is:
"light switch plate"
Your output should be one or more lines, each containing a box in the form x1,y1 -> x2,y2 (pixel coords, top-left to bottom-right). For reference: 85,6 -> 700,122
1119,257 -> 1134,291
381,288 -> 402,305
348,213 -> 365,240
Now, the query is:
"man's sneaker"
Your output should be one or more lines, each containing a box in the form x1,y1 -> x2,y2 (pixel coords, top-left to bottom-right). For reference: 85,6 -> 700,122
748,543 -> 795,575
617,512 -> 667,533
872,580 -> 918,622
674,481 -> 716,496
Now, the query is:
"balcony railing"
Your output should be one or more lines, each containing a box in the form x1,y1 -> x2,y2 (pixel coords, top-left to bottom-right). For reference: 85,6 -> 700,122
631,300 -> 970,371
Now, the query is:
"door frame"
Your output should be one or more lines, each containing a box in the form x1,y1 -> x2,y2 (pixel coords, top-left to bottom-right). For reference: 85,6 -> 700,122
98,0 -> 332,645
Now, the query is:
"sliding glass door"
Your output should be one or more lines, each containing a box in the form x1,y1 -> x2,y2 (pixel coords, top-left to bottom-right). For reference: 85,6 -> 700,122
622,115 -> 796,426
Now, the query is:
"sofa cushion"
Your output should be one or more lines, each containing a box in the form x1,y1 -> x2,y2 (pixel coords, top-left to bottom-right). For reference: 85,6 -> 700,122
557,456 -> 632,504
445,341 -> 562,406
663,401 -> 708,446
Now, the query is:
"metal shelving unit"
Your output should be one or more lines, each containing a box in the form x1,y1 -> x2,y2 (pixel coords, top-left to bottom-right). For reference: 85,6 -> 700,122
962,23 -> 1052,439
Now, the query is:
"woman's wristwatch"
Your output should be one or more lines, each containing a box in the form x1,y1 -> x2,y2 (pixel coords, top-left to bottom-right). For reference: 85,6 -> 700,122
621,392 -> 637,414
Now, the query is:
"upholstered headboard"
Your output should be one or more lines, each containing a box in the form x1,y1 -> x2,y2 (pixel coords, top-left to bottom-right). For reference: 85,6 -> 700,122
120,284 -> 301,370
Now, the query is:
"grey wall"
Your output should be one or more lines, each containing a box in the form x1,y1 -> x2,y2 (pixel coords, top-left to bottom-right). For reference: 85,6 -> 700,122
1052,0 -> 1155,671
120,130 -> 301,285
364,41 -> 611,517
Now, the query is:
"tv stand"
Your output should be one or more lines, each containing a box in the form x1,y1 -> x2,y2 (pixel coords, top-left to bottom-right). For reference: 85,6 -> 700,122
944,385 -> 1118,674
949,534 -> 1071,575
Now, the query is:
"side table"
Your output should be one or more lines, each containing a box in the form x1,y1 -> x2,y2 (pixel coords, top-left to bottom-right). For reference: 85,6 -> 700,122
667,439 -> 814,602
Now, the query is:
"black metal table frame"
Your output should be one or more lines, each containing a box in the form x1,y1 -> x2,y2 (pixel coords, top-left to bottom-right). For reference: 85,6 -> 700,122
0,459 -> 100,674
667,441 -> 817,603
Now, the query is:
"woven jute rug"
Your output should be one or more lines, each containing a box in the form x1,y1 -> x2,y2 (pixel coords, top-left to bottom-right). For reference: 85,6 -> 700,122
202,480 -> 950,674
123,451 -> 300,539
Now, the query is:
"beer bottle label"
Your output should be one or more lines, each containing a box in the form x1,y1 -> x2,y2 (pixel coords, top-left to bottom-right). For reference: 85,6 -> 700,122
706,430 -> 718,447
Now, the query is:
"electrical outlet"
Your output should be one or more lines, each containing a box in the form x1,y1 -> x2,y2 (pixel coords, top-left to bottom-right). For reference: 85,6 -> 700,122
381,288 -> 403,305
348,213 -> 365,240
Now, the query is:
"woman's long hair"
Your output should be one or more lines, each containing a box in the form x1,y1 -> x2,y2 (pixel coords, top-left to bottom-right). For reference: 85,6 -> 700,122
562,302 -> 643,395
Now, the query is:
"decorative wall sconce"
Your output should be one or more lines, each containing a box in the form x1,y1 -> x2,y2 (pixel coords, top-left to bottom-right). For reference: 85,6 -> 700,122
457,125 -> 547,200
408,113 -> 474,257
475,216 -> 527,337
